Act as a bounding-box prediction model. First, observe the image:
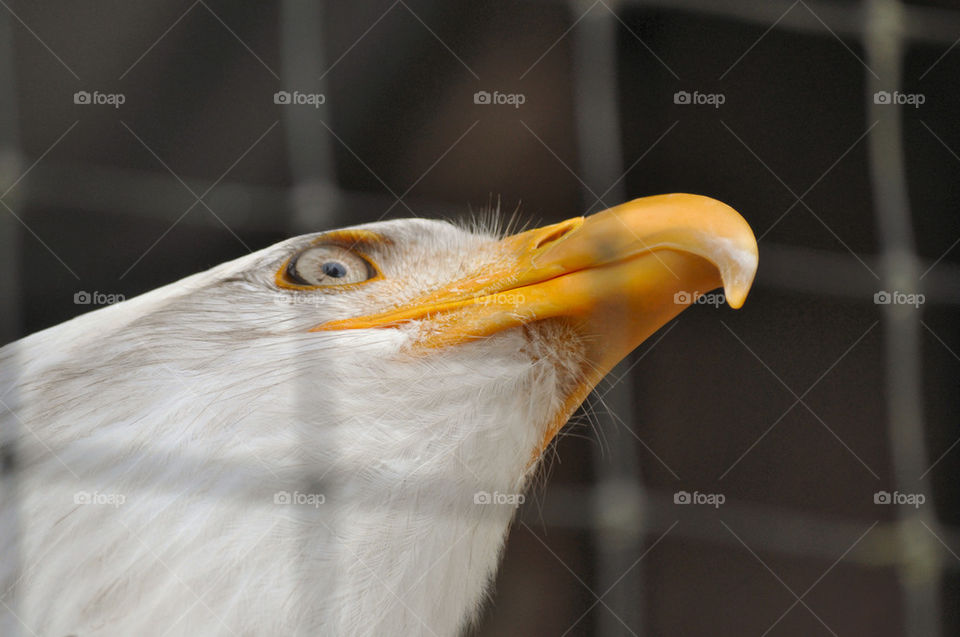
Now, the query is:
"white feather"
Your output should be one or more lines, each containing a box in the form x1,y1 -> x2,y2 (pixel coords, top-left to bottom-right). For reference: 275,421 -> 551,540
0,219 -> 586,636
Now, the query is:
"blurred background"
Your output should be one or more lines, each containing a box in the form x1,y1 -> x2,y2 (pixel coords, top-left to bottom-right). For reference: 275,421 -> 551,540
1,0 -> 959,635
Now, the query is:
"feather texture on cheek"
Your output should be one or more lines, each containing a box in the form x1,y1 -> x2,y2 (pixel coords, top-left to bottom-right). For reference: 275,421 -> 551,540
0,286 -> 580,636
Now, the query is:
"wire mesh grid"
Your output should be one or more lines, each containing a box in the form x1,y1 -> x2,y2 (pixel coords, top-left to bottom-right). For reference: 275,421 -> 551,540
1,1 -> 958,635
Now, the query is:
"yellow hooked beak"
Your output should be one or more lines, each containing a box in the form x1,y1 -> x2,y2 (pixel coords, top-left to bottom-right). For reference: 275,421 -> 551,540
314,193 -> 758,455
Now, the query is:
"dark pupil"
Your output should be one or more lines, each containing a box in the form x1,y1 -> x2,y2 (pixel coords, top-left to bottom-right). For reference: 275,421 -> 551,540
321,261 -> 347,278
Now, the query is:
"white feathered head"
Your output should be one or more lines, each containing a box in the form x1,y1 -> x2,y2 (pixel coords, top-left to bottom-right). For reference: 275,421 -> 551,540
1,194 -> 757,636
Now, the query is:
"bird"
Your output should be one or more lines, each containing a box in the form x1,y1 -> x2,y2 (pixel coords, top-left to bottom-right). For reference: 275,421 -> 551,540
0,193 -> 757,636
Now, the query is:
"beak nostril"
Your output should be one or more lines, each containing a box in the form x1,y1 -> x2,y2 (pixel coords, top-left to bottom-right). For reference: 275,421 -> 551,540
533,219 -> 582,250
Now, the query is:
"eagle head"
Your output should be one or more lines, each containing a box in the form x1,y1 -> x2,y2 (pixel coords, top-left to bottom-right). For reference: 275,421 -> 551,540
1,193 -> 757,636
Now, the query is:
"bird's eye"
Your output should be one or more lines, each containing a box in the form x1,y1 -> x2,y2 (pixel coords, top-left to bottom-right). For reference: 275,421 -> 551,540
285,244 -> 376,287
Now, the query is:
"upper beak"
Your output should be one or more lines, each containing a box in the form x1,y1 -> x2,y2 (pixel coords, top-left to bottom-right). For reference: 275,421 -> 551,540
314,193 -> 758,449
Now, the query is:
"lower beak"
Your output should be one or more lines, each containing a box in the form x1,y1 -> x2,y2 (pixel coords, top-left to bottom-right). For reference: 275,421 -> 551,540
314,193 -> 758,453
